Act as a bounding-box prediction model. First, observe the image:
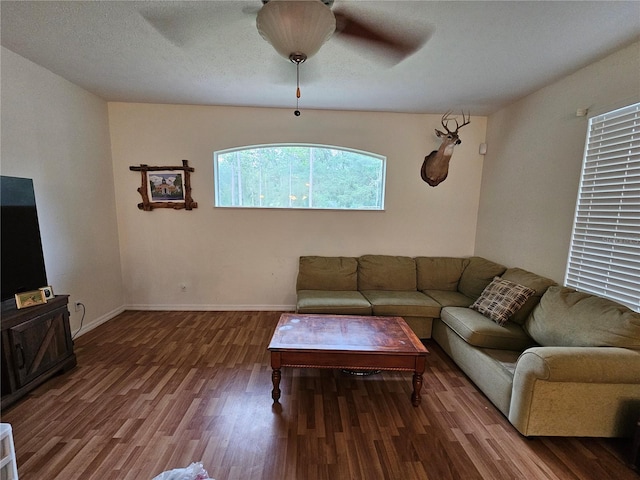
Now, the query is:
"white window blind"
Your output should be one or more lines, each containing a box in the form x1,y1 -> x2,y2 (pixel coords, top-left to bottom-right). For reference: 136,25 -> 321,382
565,102 -> 640,312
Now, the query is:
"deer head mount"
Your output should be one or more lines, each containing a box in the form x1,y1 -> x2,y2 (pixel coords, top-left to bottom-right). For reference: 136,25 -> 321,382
420,111 -> 470,187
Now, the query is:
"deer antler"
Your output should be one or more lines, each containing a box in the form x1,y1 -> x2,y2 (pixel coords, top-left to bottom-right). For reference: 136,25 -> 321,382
453,111 -> 471,132
441,110 -> 454,133
441,110 -> 471,133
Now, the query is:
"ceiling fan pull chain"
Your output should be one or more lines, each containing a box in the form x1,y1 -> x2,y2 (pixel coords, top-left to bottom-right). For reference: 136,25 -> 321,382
295,60 -> 301,116
289,53 -> 306,117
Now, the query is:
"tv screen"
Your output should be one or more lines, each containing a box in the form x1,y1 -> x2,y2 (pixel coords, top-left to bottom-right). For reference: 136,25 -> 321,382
1,176 -> 48,302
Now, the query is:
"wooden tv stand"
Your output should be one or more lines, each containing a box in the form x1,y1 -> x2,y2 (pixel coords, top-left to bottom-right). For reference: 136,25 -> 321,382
1,295 -> 76,409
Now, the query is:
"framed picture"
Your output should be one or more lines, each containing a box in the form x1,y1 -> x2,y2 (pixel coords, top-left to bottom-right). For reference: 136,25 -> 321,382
15,289 -> 47,309
40,285 -> 54,301
129,160 -> 198,211
147,171 -> 185,203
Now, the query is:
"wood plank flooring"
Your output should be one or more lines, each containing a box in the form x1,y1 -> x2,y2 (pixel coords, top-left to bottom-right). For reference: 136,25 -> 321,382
1,310 -> 637,479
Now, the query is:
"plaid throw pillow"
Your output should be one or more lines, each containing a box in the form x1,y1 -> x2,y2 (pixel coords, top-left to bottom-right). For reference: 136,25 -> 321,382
470,277 -> 536,326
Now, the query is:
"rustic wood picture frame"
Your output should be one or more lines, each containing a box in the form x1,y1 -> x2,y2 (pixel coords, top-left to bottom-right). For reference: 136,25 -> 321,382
129,160 -> 198,211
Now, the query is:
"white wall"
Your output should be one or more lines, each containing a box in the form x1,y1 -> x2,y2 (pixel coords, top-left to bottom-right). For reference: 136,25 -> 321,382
476,41 -> 640,282
109,104 -> 487,309
6,39 -> 635,316
1,47 -> 125,334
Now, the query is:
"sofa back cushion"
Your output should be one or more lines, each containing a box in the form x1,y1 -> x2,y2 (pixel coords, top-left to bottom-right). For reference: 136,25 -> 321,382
457,257 -> 507,299
416,257 -> 470,291
524,286 -> 640,349
358,255 -> 416,291
296,256 -> 358,291
501,268 -> 556,325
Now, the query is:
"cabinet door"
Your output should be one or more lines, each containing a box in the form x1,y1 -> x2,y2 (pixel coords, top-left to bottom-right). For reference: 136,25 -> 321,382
8,307 -> 72,388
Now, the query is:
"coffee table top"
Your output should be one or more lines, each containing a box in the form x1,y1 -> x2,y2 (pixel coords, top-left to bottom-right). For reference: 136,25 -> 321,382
268,313 -> 428,354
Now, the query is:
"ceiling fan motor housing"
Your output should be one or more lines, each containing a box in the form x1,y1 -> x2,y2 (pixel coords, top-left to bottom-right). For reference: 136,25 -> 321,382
256,0 -> 336,60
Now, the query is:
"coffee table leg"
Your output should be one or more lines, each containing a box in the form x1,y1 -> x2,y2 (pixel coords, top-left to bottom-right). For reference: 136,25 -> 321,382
411,372 -> 423,406
271,368 -> 281,402
270,352 -> 282,402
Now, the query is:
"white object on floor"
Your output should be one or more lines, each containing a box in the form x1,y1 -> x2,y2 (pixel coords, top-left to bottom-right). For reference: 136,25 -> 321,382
151,461 -> 212,480
0,423 -> 18,480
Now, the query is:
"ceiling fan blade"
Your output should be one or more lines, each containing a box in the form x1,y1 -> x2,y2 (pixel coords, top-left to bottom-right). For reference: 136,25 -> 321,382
333,8 -> 429,63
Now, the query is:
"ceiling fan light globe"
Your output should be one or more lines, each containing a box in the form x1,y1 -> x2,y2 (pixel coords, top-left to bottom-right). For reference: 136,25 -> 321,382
256,0 -> 336,60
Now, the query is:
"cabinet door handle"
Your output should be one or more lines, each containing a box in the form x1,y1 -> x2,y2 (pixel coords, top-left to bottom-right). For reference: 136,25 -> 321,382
15,344 -> 25,369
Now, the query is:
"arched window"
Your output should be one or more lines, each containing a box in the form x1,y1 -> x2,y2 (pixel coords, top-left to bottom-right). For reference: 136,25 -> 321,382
214,144 -> 386,210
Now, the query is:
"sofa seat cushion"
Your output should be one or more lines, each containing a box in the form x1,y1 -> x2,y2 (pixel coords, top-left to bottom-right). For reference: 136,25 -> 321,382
470,277 -> 536,326
361,290 -> 441,317
415,257 -> 470,291
296,256 -> 358,291
422,289 -> 474,308
357,255 -> 417,291
441,307 -> 536,351
297,290 -> 372,315
525,286 -> 640,349
432,318 -> 520,416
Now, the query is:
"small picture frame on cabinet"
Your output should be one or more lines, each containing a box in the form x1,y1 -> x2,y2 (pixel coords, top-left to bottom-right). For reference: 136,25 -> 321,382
40,285 -> 54,302
15,289 -> 47,309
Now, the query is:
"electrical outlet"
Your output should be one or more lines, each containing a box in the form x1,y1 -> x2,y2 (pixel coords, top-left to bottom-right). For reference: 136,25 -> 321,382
75,302 -> 82,312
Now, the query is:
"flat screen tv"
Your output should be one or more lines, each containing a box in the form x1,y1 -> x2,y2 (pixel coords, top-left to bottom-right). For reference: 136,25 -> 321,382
1,176 -> 48,303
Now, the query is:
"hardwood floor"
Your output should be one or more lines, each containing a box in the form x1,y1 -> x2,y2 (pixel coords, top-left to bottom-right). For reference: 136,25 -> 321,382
1,310 -> 637,479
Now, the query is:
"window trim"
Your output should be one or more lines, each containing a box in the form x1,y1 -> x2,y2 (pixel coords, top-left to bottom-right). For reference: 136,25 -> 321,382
213,143 -> 387,211
564,102 -> 640,312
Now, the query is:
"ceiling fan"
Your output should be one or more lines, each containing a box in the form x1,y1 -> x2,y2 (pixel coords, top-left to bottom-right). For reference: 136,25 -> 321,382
254,0 -> 428,115
140,1 -> 429,114
255,0 -> 427,65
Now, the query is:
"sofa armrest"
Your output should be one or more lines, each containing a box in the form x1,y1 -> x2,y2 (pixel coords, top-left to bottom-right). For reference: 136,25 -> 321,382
515,346 -> 640,384
510,347 -> 640,437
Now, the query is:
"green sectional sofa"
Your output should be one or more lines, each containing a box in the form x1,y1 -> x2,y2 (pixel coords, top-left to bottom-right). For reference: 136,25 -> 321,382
295,254 -> 640,438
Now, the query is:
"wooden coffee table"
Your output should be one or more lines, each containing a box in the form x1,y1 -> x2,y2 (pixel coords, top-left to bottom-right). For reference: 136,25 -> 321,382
268,313 -> 428,406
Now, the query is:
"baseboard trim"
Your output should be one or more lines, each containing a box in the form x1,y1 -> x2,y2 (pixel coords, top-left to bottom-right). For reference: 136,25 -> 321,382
72,304 -> 126,338
125,304 -> 297,312
73,304 -> 296,338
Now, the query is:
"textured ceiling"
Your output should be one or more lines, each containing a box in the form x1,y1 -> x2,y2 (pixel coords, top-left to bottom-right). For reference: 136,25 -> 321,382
2,0 -> 639,115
